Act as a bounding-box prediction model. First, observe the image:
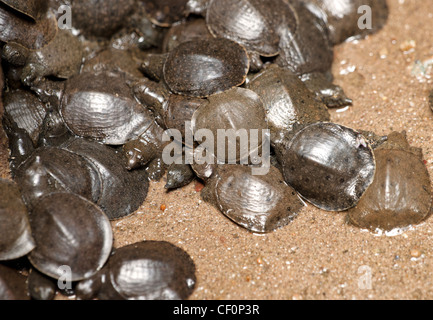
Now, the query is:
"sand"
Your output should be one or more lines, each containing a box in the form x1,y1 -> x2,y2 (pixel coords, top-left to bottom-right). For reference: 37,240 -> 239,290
2,0 -> 433,300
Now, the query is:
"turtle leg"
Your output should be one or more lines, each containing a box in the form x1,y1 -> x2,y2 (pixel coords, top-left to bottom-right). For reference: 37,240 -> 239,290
300,72 -> 352,108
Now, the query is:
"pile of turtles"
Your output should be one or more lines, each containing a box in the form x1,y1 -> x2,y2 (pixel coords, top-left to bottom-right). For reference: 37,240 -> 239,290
0,0 -> 431,300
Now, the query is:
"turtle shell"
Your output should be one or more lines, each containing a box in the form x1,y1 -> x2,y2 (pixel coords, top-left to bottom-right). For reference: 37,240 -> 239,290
163,38 -> 250,97
77,241 -> 197,300
0,179 -> 35,261
0,0 -> 46,20
162,18 -> 213,53
347,135 -> 432,232
0,5 -> 57,50
60,137 -> 150,220
281,122 -> 376,211
202,165 -> 304,233
3,89 -> 47,145
206,0 -> 298,57
27,192 -> 113,282
247,65 -> 330,148
191,87 -> 267,163
61,71 -> 155,145
276,0 -> 333,76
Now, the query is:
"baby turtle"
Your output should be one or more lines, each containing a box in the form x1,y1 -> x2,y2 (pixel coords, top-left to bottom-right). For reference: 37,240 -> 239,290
281,122 -> 376,211
60,137 -> 150,220
0,178 -> 35,261
0,4 -> 58,51
61,71 -> 155,145
0,0 -> 47,20
275,1 -> 351,107
201,164 -> 304,233
2,29 -> 83,86
191,87 -> 268,164
347,132 -> 432,232
75,241 -> 197,300
206,0 -> 298,67
247,64 -> 330,155
140,38 -> 249,97
162,17 -> 213,53
13,146 -> 98,207
27,192 -> 113,282
3,89 -> 47,145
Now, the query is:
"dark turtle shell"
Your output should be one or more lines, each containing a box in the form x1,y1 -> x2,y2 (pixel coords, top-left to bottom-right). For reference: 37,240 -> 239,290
61,71 -> 155,145
202,165 -> 304,233
0,0 -> 46,20
275,0 -> 333,76
347,132 -> 432,232
0,179 -> 35,261
13,146 -> 98,207
206,0 -> 298,57
0,5 -> 57,50
162,17 -> 213,53
3,89 -> 47,145
142,0 -> 189,27
247,64 -> 330,151
191,87 -> 267,163
163,38 -> 250,97
76,241 -> 197,300
60,137 -> 149,220
27,192 -> 113,282
282,122 -> 376,211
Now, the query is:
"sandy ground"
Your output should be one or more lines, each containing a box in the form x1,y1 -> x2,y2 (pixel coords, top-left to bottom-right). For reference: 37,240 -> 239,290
2,0 -> 433,300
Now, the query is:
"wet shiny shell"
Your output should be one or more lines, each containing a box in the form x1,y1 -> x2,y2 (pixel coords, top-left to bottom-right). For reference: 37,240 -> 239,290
61,71 -> 155,145
61,137 -> 149,220
247,65 -> 330,147
142,0 -> 189,27
203,165 -> 304,233
28,192 -> 113,282
163,38 -> 250,97
0,5 -> 57,50
22,29 -> 83,84
14,146 -> 98,207
276,0 -> 333,75
105,241 -> 196,300
162,18 -> 213,53
282,122 -> 376,211
206,0 -> 298,57
3,89 -> 47,145
0,179 -> 35,261
191,87 -> 267,163
347,148 -> 432,231
1,0 -> 46,20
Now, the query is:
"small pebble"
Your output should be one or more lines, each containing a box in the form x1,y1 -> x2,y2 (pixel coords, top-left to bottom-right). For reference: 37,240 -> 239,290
410,248 -> 422,258
160,204 -> 167,211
